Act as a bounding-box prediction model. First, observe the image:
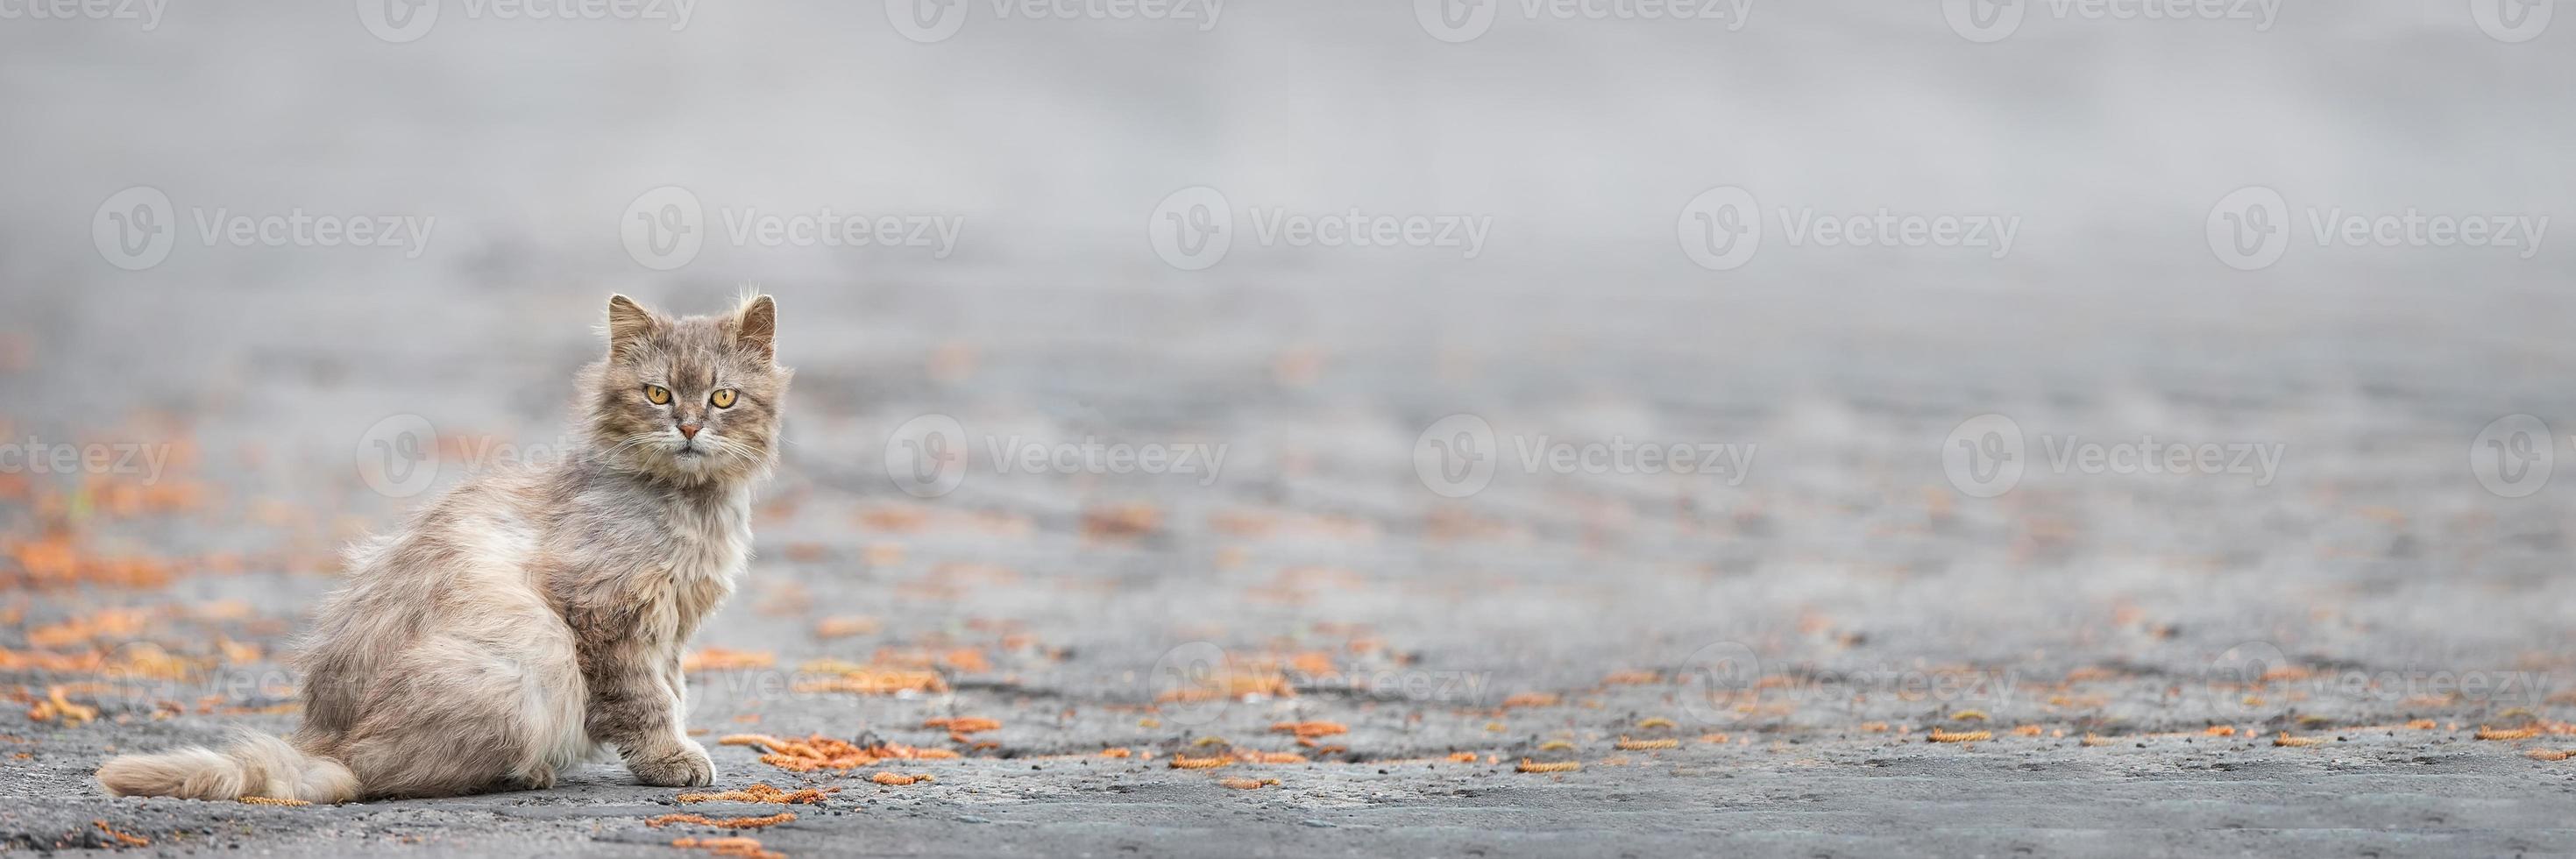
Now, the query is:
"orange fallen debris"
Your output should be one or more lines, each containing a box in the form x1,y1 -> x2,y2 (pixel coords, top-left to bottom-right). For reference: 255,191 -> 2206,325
677,784 -> 838,805
1168,755 -> 1232,770
923,717 -> 1001,734
2272,734 -> 2324,748
2526,749 -> 2571,762
720,734 -> 960,772
1269,721 -> 1347,739
238,796 -> 310,806
791,668 -> 947,696
2477,726 -> 2542,741
1500,692 -> 1561,709
92,820 -> 149,848
671,836 -> 784,859
1217,777 -> 1280,789
1446,751 -> 1479,763
2203,726 -> 2239,737
648,812 -> 796,829
1515,759 -> 1580,773
1099,748 -> 1133,758
1614,737 -> 1679,750
1927,729 -> 1991,743
28,686 -> 97,725
682,648 -> 777,672
870,772 -> 933,786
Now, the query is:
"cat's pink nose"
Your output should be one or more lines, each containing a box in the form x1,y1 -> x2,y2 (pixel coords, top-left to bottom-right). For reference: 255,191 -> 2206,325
678,423 -> 701,439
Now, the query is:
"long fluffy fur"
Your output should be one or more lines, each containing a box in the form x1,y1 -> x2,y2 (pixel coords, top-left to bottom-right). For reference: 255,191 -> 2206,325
96,733 -> 359,802
97,295 -> 788,802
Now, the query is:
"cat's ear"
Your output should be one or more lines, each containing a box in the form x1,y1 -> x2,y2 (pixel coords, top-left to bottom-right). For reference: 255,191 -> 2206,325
734,295 -> 777,361
606,294 -> 656,356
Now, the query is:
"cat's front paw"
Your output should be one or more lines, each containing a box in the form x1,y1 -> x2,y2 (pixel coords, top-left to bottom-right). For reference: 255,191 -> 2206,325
631,740 -> 715,787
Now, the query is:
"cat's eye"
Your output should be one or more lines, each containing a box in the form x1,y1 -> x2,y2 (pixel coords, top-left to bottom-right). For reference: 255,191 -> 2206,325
643,385 -> 671,405
709,389 -> 737,408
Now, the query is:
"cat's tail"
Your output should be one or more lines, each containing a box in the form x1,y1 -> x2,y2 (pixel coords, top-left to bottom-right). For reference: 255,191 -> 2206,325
97,732 -> 358,803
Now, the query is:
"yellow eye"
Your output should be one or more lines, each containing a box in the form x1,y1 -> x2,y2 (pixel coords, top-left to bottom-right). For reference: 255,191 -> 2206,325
643,385 -> 671,405
710,389 -> 736,408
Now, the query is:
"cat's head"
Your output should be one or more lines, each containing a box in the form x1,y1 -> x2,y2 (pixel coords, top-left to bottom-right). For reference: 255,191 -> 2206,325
582,294 -> 791,486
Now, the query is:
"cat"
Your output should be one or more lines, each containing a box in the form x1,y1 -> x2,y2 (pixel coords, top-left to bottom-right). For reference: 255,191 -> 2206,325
97,294 -> 790,801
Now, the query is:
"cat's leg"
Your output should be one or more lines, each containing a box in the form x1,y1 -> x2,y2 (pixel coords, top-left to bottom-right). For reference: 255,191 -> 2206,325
330,607 -> 586,799
584,639 -> 713,787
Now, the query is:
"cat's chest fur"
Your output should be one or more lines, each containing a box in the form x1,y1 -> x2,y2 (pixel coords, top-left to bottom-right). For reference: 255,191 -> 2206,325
643,492 -> 750,643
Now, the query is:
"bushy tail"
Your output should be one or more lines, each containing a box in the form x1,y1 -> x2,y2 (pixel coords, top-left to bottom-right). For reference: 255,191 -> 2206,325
97,733 -> 358,803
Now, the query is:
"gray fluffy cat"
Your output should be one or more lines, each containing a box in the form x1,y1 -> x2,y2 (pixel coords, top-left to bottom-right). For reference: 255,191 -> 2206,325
99,294 -> 789,801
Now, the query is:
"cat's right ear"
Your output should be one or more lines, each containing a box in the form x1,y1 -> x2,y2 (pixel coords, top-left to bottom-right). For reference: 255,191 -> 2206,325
607,295 -> 656,357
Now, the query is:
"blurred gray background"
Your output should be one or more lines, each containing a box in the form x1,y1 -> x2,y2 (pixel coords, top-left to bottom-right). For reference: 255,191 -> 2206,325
5,1 -> 2576,854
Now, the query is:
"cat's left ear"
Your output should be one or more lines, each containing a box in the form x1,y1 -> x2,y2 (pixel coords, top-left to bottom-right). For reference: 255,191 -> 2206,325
734,295 -> 777,361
